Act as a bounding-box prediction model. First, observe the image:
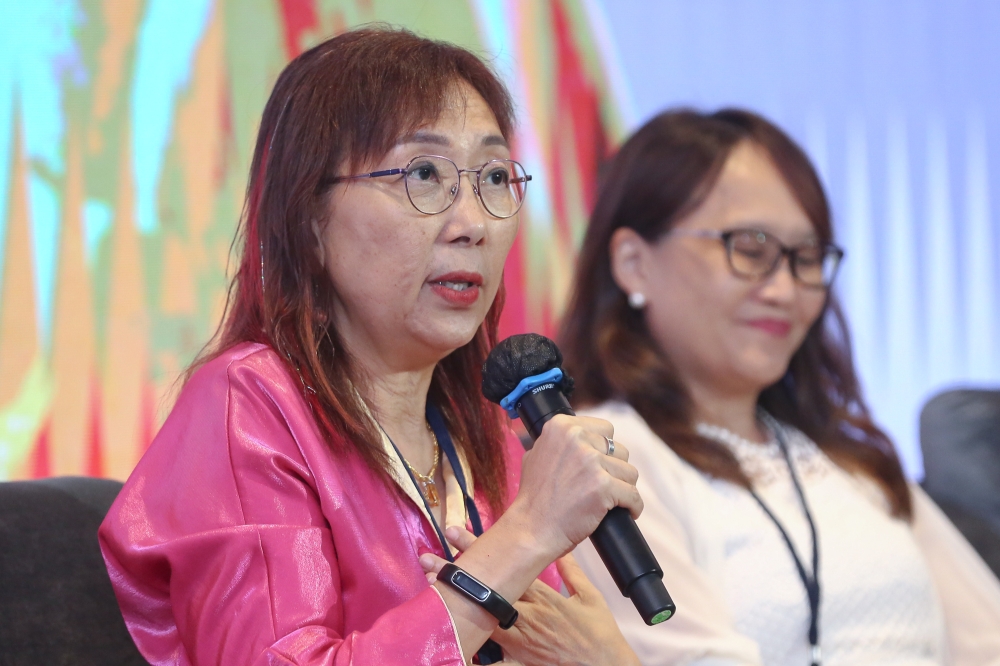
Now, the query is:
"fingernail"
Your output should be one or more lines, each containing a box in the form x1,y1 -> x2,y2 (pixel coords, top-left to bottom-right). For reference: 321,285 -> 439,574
418,554 -> 433,570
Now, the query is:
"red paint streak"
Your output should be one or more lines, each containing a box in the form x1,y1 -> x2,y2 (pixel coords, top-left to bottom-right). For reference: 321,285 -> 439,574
277,0 -> 320,58
86,375 -> 103,477
498,234 -> 527,341
544,0 -> 612,337
550,0 -> 609,214
501,134 -> 528,339
550,0 -> 608,212
31,419 -> 51,479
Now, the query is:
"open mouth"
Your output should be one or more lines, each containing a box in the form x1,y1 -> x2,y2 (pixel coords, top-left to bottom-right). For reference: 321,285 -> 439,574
429,272 -> 483,306
434,280 -> 475,291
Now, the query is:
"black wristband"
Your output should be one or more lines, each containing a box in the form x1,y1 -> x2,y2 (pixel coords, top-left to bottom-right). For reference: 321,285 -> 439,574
437,563 -> 519,630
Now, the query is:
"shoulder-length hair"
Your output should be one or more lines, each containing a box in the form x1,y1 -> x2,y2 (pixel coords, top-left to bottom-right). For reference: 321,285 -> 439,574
559,108 -> 911,519
192,27 -> 513,515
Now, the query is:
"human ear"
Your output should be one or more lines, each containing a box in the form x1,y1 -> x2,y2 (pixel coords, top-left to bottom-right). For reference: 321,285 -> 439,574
609,227 -> 651,302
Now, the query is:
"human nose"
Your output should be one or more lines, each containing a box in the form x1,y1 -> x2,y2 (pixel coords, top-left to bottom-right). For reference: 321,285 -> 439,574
757,252 -> 798,302
440,173 -> 488,245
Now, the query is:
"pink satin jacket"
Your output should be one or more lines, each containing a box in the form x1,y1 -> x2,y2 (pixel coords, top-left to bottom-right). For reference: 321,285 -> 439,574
99,342 -> 557,665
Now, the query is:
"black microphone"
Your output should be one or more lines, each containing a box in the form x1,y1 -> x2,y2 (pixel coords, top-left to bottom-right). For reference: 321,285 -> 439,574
482,333 -> 675,626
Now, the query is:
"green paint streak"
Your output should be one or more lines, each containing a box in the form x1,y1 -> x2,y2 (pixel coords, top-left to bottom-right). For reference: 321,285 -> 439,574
366,0 -> 483,51
0,356 -> 53,480
222,0 -> 285,185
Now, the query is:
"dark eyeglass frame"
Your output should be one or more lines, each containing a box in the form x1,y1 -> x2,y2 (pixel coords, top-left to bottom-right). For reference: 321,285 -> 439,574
326,154 -> 532,219
669,227 -> 845,288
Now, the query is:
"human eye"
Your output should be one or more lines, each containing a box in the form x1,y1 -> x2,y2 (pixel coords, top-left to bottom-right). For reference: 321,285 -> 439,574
731,230 -> 771,259
406,160 -> 441,183
795,251 -> 822,266
482,163 -> 511,187
792,241 -> 824,266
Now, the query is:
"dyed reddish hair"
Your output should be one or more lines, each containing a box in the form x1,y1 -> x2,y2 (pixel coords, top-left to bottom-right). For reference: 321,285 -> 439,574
193,28 -> 514,514
559,109 -> 912,519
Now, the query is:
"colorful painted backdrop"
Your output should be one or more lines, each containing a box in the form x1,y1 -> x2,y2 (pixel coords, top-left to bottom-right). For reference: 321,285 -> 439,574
0,0 -> 625,481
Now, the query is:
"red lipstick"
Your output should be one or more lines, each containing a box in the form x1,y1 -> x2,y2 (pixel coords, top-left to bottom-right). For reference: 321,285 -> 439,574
429,271 -> 483,307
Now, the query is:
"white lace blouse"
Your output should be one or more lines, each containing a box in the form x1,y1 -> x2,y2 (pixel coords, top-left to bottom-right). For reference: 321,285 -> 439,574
573,401 -> 1000,666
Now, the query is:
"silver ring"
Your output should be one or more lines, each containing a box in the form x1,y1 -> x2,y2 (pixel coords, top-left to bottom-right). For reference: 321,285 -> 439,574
604,436 -> 615,456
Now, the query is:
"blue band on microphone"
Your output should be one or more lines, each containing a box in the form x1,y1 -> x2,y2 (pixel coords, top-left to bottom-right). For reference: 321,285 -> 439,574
498,368 -> 564,419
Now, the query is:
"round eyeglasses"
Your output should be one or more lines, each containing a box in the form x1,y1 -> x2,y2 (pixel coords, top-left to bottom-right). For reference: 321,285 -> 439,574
669,227 -> 845,288
329,155 -> 532,219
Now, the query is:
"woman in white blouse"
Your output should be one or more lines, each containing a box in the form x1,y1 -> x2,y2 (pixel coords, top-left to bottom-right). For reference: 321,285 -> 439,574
559,108 -> 1000,666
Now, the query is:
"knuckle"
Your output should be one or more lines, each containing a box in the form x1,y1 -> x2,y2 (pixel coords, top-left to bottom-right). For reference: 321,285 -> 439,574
551,414 -> 573,431
583,447 -> 604,467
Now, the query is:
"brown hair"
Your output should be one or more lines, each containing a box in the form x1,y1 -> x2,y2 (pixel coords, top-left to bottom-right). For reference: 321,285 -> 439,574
559,108 -> 912,519
193,27 -> 514,515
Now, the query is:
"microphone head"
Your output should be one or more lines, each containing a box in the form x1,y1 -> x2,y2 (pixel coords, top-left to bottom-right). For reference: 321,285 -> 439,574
481,333 -> 574,404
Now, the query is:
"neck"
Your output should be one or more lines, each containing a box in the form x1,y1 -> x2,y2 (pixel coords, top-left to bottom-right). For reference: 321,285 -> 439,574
353,349 -> 448,526
687,380 -> 768,443
331,307 -> 443,441
360,360 -> 436,439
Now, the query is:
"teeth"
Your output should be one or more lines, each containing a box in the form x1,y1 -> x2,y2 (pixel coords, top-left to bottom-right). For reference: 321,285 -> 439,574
438,281 -> 472,291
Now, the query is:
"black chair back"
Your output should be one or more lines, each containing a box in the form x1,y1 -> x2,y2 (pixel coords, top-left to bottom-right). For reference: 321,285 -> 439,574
920,389 -> 1000,578
0,476 -> 148,665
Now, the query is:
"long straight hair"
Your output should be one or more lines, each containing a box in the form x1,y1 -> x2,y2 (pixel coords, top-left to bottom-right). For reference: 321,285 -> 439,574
191,28 -> 513,515
560,109 -> 912,519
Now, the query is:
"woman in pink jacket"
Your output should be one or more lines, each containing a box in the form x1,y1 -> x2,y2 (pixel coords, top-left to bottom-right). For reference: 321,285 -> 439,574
99,28 -> 642,665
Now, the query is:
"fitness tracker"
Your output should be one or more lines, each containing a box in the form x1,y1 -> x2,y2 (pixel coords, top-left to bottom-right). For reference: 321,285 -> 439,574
437,563 -> 519,630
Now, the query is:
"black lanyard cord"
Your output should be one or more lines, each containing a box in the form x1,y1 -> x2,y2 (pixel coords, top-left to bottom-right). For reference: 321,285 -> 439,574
378,404 -> 503,665
747,415 -> 822,666
384,432 -> 457,562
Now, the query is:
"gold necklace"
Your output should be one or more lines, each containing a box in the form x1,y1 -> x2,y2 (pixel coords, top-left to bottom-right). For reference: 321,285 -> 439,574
403,424 -> 441,508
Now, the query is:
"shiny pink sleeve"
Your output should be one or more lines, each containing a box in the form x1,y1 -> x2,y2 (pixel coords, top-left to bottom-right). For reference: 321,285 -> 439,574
99,353 -> 464,666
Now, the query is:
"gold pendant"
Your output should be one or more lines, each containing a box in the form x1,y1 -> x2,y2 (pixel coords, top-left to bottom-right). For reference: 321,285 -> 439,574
421,478 -> 440,508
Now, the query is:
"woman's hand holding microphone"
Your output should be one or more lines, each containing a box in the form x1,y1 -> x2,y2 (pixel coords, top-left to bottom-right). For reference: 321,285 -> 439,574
425,414 -> 642,665
506,414 -> 642,561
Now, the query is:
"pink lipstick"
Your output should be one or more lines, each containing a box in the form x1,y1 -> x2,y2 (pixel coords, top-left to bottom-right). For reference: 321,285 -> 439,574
745,318 -> 792,337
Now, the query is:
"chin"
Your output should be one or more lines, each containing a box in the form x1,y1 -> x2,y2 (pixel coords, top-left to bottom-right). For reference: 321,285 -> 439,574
734,355 -> 793,392
416,321 -> 483,357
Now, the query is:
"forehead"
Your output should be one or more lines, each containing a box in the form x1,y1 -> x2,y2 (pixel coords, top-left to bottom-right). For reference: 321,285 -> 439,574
408,83 -> 505,142
356,82 -> 506,170
685,142 -> 808,237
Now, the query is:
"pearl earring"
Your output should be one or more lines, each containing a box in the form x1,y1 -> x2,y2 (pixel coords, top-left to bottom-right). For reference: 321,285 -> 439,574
628,292 -> 647,309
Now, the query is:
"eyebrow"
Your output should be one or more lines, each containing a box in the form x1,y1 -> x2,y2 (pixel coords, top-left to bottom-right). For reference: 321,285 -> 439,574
397,131 -> 509,149
733,221 -> 818,240
483,135 -> 509,148
399,131 -> 450,147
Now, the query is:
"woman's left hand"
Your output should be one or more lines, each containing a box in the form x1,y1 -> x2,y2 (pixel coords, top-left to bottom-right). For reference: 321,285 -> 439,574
420,527 -> 640,666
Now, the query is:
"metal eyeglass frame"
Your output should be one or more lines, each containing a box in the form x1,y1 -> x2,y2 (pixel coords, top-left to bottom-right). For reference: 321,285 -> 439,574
327,154 -> 532,219
668,227 -> 846,288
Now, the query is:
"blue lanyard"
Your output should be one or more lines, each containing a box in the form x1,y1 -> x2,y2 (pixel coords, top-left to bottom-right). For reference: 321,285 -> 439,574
426,403 -> 486,538
383,404 -> 502,664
